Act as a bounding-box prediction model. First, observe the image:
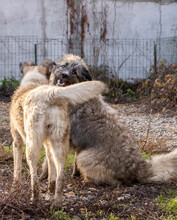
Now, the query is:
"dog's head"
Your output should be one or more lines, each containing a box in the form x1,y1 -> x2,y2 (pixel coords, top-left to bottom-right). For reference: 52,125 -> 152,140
50,54 -> 92,86
20,60 -> 56,79
39,59 -> 56,80
20,61 -> 35,75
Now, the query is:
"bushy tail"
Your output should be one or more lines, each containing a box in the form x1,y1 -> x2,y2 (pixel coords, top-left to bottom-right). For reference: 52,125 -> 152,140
143,149 -> 177,183
45,81 -> 106,105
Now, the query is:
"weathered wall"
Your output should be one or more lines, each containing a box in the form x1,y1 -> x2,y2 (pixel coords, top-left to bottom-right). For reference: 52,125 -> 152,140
0,0 -> 177,80
1,0 -> 177,39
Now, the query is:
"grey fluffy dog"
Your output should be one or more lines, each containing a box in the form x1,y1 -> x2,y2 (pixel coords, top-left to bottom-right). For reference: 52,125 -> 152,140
41,54 -> 177,186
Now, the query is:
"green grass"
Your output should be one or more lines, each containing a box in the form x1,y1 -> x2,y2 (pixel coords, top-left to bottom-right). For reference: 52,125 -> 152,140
3,145 -> 74,171
64,152 -> 74,170
156,189 -> 177,218
50,209 -> 74,220
0,77 -> 20,89
141,152 -> 153,160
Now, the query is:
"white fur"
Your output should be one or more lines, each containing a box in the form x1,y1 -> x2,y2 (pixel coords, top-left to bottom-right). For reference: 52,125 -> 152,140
10,66 -> 105,208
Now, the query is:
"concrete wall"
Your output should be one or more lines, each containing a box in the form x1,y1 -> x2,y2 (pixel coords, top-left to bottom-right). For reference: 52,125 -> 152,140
0,0 -> 177,80
1,0 -> 177,38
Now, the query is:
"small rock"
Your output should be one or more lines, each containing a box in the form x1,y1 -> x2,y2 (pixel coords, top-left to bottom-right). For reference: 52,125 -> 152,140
81,196 -> 88,201
79,190 -> 89,194
67,184 -> 72,189
124,194 -> 132,199
99,200 -> 108,205
88,187 -> 97,191
87,195 -> 95,200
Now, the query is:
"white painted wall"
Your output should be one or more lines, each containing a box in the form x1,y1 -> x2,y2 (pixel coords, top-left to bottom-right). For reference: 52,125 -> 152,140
0,0 -> 177,80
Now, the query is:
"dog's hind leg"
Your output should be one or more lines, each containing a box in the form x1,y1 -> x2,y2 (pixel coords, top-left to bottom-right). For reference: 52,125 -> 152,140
44,144 -> 56,193
26,132 -> 44,203
49,138 -> 69,209
12,129 -> 24,184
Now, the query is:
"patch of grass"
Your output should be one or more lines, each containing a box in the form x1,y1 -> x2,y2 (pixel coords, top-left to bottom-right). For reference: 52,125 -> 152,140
81,207 -> 96,220
161,215 -> 177,220
156,189 -> 177,217
3,145 -> 74,170
50,209 -> 74,220
64,152 -> 74,170
108,213 -> 120,220
141,152 -> 153,160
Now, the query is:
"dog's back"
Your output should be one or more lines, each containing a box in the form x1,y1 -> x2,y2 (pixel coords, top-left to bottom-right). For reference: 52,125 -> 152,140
10,62 -> 51,141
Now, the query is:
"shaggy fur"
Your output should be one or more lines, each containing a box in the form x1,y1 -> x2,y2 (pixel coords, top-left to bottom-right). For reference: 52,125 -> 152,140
41,54 -> 177,186
10,60 -> 106,208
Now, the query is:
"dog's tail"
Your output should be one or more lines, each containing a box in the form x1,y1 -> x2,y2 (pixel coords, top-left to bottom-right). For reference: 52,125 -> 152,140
139,148 -> 177,183
45,81 -> 106,105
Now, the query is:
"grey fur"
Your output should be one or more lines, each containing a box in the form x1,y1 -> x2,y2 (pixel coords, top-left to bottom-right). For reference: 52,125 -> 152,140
41,54 -> 177,185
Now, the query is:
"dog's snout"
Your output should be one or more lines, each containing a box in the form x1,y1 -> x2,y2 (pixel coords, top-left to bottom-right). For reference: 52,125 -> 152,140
61,72 -> 69,78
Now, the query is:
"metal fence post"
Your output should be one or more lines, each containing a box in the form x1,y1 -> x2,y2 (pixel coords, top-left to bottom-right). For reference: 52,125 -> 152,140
34,44 -> 37,65
154,43 -> 157,75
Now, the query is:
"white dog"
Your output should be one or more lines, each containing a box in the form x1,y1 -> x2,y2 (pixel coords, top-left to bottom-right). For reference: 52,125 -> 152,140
10,60 -> 106,208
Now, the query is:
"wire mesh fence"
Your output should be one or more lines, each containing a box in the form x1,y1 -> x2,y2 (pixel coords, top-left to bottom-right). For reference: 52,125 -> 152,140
0,36 -> 177,81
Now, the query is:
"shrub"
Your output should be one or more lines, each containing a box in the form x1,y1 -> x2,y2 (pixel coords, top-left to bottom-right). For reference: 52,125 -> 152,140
89,65 -> 139,103
0,77 -> 20,98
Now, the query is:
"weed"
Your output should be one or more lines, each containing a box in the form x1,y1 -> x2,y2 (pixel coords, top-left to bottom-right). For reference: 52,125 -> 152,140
81,207 -> 96,220
130,216 -> 137,220
89,65 -> 139,103
156,189 -> 177,216
141,152 -> 153,160
64,152 -> 74,170
123,88 -> 137,101
50,209 -> 74,220
0,77 -> 19,97
98,210 -> 103,217
0,77 -> 19,88
108,212 -> 120,220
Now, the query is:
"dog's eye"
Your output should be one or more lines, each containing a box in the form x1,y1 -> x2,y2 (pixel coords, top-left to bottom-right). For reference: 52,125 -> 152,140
60,62 -> 68,68
60,64 -> 66,68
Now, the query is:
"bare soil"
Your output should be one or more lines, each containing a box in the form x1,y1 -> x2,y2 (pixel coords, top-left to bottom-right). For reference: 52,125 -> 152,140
0,101 -> 177,220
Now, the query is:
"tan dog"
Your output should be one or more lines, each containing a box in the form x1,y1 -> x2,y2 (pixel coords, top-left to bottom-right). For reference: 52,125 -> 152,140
41,54 -> 177,186
10,60 -> 106,208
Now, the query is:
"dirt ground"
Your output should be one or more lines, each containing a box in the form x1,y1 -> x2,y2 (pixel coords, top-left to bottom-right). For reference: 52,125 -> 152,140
0,101 -> 177,220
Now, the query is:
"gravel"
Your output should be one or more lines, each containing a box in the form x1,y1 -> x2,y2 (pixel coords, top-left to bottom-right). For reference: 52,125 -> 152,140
0,101 -> 177,152
114,102 -> 177,151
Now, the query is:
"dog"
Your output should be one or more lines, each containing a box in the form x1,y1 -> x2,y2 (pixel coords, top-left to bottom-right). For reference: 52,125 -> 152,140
41,54 -> 177,186
10,59 -> 106,208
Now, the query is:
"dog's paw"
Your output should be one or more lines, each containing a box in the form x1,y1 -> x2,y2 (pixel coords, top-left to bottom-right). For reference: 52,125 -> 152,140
51,198 -> 63,210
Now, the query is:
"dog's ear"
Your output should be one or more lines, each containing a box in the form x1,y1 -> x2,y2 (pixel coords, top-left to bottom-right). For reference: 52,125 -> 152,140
81,67 -> 92,81
19,61 -> 35,75
41,59 -> 56,79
